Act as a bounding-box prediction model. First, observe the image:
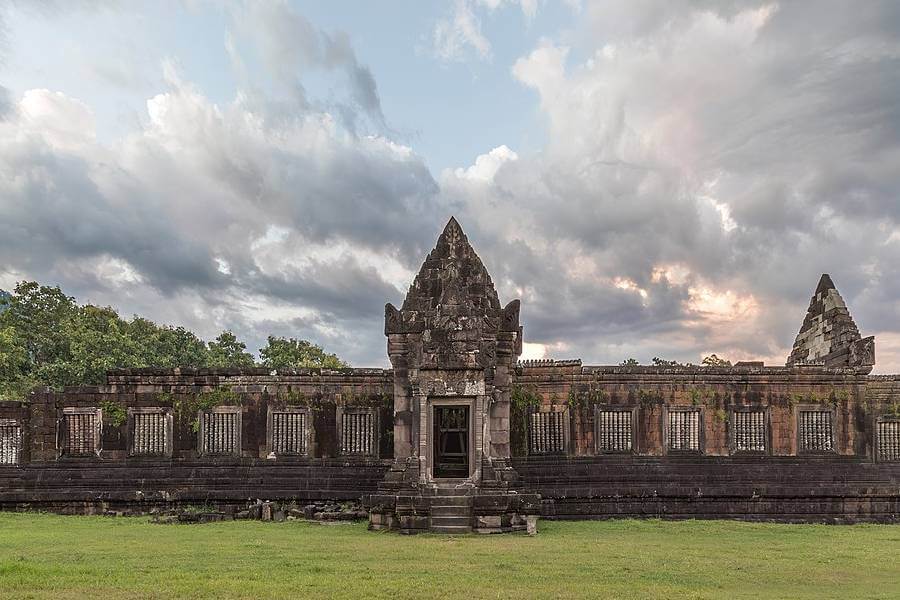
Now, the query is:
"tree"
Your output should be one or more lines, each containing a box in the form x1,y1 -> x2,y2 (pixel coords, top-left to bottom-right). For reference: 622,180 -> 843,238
207,331 -> 255,367
0,325 -> 33,400
0,281 -> 77,369
619,358 -> 640,366
0,281 -> 215,392
702,354 -> 732,367
49,304 -> 140,386
259,336 -> 347,369
0,280 -> 348,397
651,357 -> 691,367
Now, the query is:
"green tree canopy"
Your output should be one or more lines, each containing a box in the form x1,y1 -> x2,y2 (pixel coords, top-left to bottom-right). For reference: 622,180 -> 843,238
0,282 -> 77,369
259,336 -> 348,370
207,331 -> 255,368
0,324 -> 32,400
0,280 -> 346,399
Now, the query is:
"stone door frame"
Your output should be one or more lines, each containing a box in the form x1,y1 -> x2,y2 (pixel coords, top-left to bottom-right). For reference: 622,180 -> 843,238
427,398 -> 475,482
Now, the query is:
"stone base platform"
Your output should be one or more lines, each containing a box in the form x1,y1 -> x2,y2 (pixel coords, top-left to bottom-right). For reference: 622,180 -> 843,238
365,485 -> 541,534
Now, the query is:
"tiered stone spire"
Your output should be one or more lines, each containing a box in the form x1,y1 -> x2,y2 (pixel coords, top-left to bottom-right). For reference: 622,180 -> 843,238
400,216 -> 501,314
385,217 -> 520,370
786,274 -> 874,368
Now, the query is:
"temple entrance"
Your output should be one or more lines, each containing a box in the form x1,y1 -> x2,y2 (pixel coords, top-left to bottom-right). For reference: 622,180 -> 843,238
433,405 -> 470,478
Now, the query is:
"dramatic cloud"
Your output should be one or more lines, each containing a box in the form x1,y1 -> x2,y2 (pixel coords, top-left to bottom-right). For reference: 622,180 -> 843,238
2,1 -> 900,372
0,3 -> 441,366
440,1 -> 900,368
230,0 -> 387,133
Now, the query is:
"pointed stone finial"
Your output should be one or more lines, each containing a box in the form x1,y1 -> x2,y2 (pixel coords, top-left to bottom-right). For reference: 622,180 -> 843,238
787,274 -> 872,368
434,216 -> 466,258
815,273 -> 836,296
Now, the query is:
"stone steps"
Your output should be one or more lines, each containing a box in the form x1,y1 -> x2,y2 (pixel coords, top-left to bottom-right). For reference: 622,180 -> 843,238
430,524 -> 473,534
429,493 -> 472,534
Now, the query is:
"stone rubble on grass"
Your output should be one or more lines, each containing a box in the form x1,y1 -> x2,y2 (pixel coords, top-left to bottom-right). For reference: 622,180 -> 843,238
149,500 -> 368,524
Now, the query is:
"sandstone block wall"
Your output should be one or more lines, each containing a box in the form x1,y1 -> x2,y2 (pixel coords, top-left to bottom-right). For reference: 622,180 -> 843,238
514,362 -> 878,458
2,363 -> 900,521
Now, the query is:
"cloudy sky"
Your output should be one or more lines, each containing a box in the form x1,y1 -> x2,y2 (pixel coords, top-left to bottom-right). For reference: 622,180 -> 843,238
1,1 -> 900,371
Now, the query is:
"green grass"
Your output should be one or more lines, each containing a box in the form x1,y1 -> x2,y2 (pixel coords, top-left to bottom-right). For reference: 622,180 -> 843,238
1,514 -> 899,599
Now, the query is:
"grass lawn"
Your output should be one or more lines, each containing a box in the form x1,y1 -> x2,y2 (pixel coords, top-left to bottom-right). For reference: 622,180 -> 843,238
0,514 -> 898,599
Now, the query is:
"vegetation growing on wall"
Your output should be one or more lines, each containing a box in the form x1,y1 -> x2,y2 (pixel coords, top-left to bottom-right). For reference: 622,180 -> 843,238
787,387 -> 852,409
277,389 -> 318,408
167,387 -> 243,432
881,400 -> 900,419
701,354 -> 732,367
637,389 -> 664,407
510,384 -> 541,456
688,387 -> 715,406
100,399 -> 127,428
276,388 -> 390,409
567,388 -> 609,410
618,355 -> 731,367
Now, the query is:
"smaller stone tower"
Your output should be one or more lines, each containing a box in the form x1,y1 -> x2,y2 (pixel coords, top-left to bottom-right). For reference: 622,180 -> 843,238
366,217 -> 540,534
786,274 -> 875,369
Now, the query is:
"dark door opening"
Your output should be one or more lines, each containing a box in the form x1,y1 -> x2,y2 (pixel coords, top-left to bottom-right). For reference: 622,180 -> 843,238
433,405 -> 469,478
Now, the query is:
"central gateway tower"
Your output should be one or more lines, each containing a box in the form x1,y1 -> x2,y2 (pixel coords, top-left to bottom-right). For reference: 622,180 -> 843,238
367,217 -> 540,533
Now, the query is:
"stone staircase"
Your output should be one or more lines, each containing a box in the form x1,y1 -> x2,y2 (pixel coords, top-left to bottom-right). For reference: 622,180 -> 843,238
429,487 -> 473,534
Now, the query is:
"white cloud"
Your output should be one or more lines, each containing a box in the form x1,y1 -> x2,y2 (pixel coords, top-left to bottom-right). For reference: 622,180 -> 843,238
4,0 -> 900,375
478,0 -> 539,19
18,89 -> 96,150
433,0 -> 560,63
452,145 -> 518,182
433,0 -> 493,62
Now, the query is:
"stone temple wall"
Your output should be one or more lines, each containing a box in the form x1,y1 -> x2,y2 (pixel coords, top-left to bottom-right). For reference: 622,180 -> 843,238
513,361 -> 875,457
509,360 -> 900,522
1,363 -> 899,521
0,368 -> 393,513
1,220 -> 899,524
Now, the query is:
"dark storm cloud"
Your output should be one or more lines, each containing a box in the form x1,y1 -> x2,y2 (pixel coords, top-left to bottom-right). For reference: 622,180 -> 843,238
0,138 -> 222,292
3,0 -> 900,369
245,257 -> 401,322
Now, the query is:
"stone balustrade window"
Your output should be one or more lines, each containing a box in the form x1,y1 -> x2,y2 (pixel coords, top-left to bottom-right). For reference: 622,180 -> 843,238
877,420 -> 900,461
61,408 -> 101,457
668,409 -> 701,452
199,408 -> 241,456
732,410 -> 767,453
0,419 -> 22,465
340,410 -> 376,456
799,410 -> 834,452
130,409 -> 171,456
529,410 -> 567,454
271,410 -> 309,455
595,409 -> 632,452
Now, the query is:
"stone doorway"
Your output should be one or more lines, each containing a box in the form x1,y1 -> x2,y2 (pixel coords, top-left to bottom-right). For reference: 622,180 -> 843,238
433,405 -> 470,479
